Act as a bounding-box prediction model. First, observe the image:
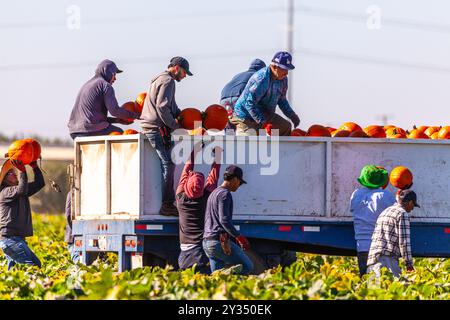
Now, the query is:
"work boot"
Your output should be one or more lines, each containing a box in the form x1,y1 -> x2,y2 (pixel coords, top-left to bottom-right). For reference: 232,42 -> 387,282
159,202 -> 179,217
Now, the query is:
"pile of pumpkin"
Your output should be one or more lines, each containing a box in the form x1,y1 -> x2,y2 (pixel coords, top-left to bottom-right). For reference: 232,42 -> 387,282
292,122 -> 450,139
114,92 -> 229,136
4,138 -> 42,165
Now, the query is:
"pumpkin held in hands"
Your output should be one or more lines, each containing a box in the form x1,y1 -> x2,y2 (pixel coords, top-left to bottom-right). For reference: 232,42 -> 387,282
203,104 -> 228,131
390,166 -> 413,190
179,108 -> 203,130
6,139 -> 35,165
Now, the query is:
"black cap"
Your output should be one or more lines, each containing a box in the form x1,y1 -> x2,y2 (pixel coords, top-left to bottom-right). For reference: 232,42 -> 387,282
225,165 -> 247,184
398,190 -> 420,207
169,56 -> 193,76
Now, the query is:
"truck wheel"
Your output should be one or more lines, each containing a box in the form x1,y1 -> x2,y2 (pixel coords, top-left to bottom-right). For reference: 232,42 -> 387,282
245,249 -> 268,275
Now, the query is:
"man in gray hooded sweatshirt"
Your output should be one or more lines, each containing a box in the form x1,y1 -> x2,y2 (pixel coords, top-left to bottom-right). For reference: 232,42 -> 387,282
220,59 -> 266,130
67,59 -> 140,139
140,57 -> 193,216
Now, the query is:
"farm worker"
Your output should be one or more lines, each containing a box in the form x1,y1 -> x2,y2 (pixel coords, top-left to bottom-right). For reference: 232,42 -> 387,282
176,143 -> 222,274
230,51 -> 300,136
140,56 -> 193,216
64,192 -> 80,263
367,190 -> 419,278
350,165 -> 395,276
68,59 -> 140,138
220,59 -> 266,130
0,159 -> 45,270
202,165 -> 253,275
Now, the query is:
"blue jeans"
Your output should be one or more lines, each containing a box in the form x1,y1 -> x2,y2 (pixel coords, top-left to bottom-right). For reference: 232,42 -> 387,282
367,255 -> 401,278
145,131 -> 175,203
0,237 -> 41,270
70,125 -> 123,140
67,243 -> 81,264
178,244 -> 211,274
202,239 -> 253,275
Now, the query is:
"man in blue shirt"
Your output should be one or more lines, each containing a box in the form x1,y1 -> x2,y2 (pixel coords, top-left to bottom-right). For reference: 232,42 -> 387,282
350,165 -> 395,276
220,59 -> 266,130
230,52 -> 300,136
202,165 -> 253,275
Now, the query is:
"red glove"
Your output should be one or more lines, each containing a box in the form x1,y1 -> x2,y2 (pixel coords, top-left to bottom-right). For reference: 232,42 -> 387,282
236,235 -> 251,251
262,122 -> 273,136
11,159 -> 26,172
29,161 -> 38,169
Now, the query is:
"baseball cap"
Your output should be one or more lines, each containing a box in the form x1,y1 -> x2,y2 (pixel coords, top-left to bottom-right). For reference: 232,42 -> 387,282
271,51 -> 295,70
398,190 -> 420,207
169,56 -> 193,76
225,165 -> 247,184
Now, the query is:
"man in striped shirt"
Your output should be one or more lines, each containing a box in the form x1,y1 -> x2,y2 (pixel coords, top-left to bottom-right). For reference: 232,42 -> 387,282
367,190 -> 420,278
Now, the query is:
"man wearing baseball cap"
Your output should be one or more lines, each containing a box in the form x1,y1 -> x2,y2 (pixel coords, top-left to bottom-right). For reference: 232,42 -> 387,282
230,51 -> 300,136
140,56 -> 193,216
367,189 -> 420,278
350,165 -> 396,276
202,165 -> 253,275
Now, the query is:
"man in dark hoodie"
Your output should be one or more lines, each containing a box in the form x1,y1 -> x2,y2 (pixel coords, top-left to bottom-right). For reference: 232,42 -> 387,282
220,58 -> 266,129
66,59 -> 140,262
0,159 -> 45,270
67,59 -> 140,138
140,57 -> 193,216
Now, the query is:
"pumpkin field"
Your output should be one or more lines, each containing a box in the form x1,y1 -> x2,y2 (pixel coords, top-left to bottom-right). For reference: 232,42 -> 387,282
0,213 -> 448,300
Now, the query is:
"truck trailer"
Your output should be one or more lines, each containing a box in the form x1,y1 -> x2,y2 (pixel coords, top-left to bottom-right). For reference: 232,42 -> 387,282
71,134 -> 450,272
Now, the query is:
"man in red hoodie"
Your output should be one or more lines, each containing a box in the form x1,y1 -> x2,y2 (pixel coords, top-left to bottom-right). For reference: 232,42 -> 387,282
176,143 -> 222,274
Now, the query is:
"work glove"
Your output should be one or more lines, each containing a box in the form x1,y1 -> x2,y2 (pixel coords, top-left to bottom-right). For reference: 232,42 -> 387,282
236,235 -> 251,251
220,233 -> 231,256
289,113 -> 300,128
261,122 -> 273,136
406,265 -> 414,272
159,126 -> 172,149
11,159 -> 26,172
29,161 -> 39,169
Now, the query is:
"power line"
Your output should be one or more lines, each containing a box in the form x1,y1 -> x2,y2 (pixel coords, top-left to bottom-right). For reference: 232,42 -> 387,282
0,7 -> 283,30
2,47 -> 450,75
296,4 -> 450,34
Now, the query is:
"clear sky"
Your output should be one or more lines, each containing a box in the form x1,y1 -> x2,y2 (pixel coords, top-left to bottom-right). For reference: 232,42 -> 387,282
1,0 -> 450,138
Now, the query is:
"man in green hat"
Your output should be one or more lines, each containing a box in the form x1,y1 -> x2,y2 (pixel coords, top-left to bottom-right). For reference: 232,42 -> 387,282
350,165 -> 395,276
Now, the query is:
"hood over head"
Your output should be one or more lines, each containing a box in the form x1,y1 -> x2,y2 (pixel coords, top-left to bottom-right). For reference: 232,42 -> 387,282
95,59 -> 122,82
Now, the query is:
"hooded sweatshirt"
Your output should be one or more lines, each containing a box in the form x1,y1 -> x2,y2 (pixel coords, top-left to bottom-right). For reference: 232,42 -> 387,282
220,59 -> 266,101
67,59 -> 138,134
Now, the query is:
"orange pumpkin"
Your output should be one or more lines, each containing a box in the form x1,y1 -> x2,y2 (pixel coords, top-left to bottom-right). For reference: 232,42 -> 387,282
6,139 -> 34,165
407,129 -> 429,139
109,131 -> 122,136
349,130 -> 369,138
385,127 -> 407,139
179,108 -> 203,130
307,125 -> 331,137
364,125 -> 386,138
413,125 -> 428,133
23,138 -> 41,162
430,132 -> 439,140
291,128 -> 307,136
326,127 -> 337,134
188,127 -> 207,136
332,130 -> 350,137
383,125 -> 396,131
389,166 -> 413,190
437,126 -> 450,139
203,104 -> 228,131
424,126 -> 441,137
121,101 -> 139,122
339,122 -> 362,133
135,92 -> 146,114
123,129 -> 139,135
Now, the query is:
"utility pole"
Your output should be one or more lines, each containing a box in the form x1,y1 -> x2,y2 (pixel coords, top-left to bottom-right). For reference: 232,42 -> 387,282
287,0 -> 294,103
376,114 -> 394,126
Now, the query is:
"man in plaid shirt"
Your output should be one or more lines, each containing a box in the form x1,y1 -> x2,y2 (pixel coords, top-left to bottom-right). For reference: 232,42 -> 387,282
367,190 -> 420,277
